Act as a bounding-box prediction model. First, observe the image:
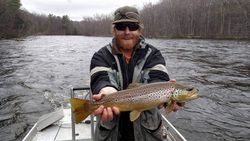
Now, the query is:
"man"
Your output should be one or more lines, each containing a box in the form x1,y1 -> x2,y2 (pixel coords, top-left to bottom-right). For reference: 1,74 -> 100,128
90,6 -> 182,141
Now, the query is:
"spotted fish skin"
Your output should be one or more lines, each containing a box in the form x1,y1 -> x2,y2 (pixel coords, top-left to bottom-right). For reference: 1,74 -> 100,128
93,82 -> 175,108
70,81 -> 199,123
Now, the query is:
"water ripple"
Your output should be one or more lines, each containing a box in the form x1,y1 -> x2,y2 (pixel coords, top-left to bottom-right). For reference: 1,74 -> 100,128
0,36 -> 250,141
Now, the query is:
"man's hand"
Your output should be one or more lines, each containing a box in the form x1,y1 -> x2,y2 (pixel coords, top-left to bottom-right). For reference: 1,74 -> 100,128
92,87 -> 120,122
172,102 -> 185,112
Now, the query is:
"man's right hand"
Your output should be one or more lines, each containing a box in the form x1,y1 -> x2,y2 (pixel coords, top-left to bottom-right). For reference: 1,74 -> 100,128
92,87 -> 120,122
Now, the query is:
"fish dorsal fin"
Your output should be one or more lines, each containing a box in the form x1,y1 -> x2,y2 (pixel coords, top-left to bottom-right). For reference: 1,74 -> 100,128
130,110 -> 142,122
127,83 -> 141,89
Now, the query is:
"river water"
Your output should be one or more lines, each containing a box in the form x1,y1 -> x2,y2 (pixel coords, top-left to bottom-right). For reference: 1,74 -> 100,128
0,36 -> 249,141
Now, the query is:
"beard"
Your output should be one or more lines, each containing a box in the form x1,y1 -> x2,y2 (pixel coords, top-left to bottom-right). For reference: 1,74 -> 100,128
116,34 -> 140,50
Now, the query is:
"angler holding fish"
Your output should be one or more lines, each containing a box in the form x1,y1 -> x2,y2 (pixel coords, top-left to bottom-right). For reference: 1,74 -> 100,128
71,6 -> 199,141
71,81 -> 198,123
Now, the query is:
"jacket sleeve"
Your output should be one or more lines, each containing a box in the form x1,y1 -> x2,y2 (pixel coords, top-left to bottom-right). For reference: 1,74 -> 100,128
143,47 -> 170,83
90,47 -> 118,94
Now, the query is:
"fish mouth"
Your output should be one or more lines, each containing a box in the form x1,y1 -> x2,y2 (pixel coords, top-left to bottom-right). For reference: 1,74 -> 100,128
189,92 -> 199,99
178,88 -> 199,102
188,88 -> 199,99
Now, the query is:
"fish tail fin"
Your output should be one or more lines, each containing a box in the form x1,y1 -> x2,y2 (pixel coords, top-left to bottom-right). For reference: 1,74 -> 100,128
70,98 -> 94,124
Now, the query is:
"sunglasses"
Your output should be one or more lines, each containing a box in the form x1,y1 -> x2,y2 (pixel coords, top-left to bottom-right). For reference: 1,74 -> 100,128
115,23 -> 140,31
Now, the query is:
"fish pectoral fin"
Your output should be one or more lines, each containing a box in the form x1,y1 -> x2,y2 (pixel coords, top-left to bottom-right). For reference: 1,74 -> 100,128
130,110 -> 142,122
166,100 -> 174,113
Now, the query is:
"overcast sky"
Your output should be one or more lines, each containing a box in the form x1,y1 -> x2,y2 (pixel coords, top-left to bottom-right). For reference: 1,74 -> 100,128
21,0 -> 160,21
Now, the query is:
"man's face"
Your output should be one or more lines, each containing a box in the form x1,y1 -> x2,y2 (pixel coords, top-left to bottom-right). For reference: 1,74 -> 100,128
113,22 -> 141,50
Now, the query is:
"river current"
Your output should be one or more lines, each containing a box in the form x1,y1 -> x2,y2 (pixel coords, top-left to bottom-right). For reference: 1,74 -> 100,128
0,36 -> 249,141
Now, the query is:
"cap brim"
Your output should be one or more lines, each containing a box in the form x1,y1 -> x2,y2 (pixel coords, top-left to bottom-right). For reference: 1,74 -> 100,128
112,19 -> 139,24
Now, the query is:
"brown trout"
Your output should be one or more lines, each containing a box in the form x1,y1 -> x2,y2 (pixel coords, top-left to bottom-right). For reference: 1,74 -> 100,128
70,81 -> 198,123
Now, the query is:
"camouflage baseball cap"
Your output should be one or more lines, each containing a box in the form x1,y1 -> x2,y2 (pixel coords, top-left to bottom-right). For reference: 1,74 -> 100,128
112,6 -> 142,25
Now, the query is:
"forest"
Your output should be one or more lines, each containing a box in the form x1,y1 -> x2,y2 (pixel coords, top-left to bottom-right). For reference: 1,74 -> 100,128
0,0 -> 249,39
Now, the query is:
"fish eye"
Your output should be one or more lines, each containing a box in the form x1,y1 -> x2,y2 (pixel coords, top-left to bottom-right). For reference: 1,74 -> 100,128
186,87 -> 194,91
